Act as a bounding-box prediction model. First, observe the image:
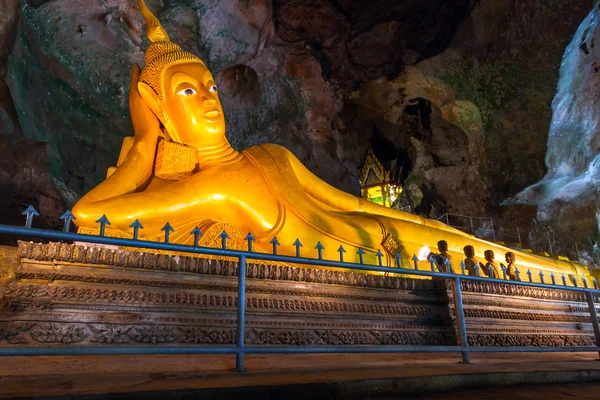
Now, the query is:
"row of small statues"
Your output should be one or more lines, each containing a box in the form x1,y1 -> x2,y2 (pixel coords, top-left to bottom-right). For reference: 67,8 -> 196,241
428,240 -> 518,280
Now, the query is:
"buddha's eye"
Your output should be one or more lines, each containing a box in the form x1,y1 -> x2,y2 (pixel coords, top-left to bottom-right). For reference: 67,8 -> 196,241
209,84 -> 218,93
177,88 -> 197,96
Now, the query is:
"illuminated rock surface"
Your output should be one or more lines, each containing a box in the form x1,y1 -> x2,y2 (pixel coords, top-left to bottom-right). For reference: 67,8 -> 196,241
509,4 -> 600,261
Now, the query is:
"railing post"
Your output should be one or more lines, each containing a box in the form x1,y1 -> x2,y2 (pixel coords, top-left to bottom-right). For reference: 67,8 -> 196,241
453,277 -> 470,364
585,290 -> 600,359
235,255 -> 247,371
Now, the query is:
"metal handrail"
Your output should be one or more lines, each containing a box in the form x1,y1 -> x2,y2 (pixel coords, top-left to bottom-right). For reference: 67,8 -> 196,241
438,212 -> 496,241
1,208 -> 600,371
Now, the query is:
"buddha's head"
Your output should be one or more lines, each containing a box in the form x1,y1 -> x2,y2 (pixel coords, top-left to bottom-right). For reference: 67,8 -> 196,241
136,0 -> 225,149
484,250 -> 495,262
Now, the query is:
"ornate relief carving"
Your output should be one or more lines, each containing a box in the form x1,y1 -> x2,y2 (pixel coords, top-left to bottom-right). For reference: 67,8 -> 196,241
0,322 -> 31,344
16,242 -> 440,292
464,308 -> 592,323
4,283 -> 447,319
29,323 -> 90,344
2,242 -> 595,350
460,280 -> 586,302
90,325 -> 131,344
462,297 -> 579,313
12,269 -> 440,306
0,322 -> 453,346
467,334 -> 595,347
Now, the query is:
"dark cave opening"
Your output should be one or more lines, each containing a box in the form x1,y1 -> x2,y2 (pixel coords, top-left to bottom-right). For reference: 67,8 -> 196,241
405,97 -> 432,141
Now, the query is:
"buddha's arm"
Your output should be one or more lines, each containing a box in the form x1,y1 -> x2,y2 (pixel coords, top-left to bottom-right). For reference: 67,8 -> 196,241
73,172 -> 235,232
74,65 -> 160,205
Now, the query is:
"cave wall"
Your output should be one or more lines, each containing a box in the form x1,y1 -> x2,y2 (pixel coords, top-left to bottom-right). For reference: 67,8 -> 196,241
0,0 -> 474,220
416,0 -> 594,207
508,3 -> 600,263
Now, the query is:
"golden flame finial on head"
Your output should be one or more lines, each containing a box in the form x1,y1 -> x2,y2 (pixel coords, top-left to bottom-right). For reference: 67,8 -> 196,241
137,0 -> 205,99
138,0 -> 170,42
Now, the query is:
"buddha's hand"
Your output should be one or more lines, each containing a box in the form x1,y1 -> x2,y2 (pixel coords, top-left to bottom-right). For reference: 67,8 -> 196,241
130,64 -> 160,140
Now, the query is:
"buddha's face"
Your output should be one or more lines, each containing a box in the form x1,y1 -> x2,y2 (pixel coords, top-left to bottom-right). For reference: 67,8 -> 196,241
159,62 -> 225,148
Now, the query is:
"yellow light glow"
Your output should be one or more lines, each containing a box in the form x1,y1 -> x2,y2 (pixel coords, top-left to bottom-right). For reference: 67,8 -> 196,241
418,246 -> 431,261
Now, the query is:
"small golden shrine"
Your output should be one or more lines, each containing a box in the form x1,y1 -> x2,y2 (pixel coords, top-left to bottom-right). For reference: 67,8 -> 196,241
359,146 -> 402,208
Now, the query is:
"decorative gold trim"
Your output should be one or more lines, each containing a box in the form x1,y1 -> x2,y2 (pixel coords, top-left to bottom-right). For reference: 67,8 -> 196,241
154,138 -> 199,180
360,146 -> 389,187
382,233 -> 403,256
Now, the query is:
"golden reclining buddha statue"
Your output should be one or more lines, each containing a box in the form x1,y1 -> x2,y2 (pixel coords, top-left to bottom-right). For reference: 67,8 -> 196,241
72,0 -> 589,282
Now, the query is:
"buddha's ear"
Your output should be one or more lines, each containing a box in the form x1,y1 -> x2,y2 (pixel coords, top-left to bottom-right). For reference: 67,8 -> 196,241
137,82 -> 162,117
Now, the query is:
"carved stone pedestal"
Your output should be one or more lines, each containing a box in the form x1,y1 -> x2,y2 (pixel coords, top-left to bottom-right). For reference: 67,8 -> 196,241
0,242 -> 455,346
454,280 -> 598,347
0,242 -> 596,349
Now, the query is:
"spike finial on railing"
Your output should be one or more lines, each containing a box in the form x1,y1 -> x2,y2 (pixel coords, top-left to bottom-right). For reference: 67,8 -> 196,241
488,265 -> 495,279
190,227 -> 203,247
96,215 -> 111,237
526,269 -> 533,283
269,237 -> 280,255
445,259 -> 452,274
539,270 -> 545,285
395,252 -> 402,268
315,242 -> 324,260
161,222 -> 174,243
59,210 -> 76,232
550,272 -> 556,285
219,230 -> 230,250
376,250 -> 383,267
582,276 -> 588,289
428,257 -> 435,272
500,264 -> 507,280
460,260 -> 466,275
514,267 -> 520,281
357,248 -> 365,264
244,233 -> 255,252
561,273 -> 567,286
22,205 -> 39,229
293,239 -> 302,257
572,275 -> 578,288
593,277 -> 599,290
337,245 -> 346,262
129,219 -> 144,240
474,263 -> 481,277
412,254 -> 419,270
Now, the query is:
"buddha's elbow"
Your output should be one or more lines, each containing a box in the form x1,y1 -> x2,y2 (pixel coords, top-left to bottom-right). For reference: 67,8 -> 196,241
71,201 -> 99,229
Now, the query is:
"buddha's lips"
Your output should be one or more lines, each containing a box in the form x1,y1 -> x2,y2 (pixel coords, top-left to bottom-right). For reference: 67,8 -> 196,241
203,110 -> 220,120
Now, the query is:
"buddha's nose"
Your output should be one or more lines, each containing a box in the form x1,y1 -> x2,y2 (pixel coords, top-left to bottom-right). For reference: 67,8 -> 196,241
204,99 -> 217,107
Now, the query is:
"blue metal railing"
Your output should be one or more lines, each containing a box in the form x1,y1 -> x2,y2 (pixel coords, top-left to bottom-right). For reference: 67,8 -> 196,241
0,207 -> 599,371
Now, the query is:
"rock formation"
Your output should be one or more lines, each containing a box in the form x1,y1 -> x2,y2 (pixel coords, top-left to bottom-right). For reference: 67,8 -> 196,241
507,3 -> 600,263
